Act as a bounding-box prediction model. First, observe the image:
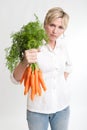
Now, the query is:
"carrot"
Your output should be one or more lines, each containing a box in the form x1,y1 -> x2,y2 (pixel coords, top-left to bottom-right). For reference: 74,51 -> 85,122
30,72 -> 35,100
25,67 -> 31,87
38,80 -> 42,96
38,70 -> 47,91
24,69 -> 28,88
24,66 -> 32,95
34,68 -> 39,95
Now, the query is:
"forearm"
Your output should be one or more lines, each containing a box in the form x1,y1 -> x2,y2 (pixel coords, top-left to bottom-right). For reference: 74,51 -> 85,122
13,59 -> 28,82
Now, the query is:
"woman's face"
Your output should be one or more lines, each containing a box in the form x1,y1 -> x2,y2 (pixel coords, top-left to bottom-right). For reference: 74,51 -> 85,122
44,18 -> 65,42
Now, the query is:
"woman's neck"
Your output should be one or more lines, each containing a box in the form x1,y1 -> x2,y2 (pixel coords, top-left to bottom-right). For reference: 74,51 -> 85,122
48,40 -> 56,49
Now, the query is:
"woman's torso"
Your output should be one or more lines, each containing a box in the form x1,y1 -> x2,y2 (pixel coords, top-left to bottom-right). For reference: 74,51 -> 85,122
27,42 -> 71,114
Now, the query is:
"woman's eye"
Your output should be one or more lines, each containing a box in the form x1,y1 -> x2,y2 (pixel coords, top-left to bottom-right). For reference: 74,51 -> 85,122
59,26 -> 64,29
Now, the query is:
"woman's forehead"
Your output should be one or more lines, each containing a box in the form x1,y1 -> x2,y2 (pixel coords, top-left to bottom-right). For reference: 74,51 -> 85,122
50,18 -> 63,25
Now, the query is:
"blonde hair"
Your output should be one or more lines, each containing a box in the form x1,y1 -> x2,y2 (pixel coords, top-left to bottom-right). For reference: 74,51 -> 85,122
44,7 -> 69,30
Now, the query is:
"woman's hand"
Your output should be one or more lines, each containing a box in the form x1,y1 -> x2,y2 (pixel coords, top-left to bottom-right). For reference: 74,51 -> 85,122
13,49 -> 39,81
23,49 -> 39,65
64,72 -> 69,80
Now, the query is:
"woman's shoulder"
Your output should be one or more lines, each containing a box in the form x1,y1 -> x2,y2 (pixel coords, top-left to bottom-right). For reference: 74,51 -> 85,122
56,39 -> 66,49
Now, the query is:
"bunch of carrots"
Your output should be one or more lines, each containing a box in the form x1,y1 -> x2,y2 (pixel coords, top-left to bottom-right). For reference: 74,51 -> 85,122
5,15 -> 48,100
20,63 -> 47,100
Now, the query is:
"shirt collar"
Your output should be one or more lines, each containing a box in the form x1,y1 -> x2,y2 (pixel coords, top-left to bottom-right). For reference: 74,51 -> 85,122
46,39 -> 62,52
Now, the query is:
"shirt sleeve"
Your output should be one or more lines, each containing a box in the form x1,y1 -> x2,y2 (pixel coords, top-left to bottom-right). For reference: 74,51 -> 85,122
10,73 -> 20,85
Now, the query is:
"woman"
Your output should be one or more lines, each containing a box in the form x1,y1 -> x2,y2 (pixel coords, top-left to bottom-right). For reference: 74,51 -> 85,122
12,7 -> 72,130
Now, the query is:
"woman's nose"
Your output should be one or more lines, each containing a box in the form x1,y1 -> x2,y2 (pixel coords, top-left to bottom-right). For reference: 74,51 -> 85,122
53,27 -> 58,34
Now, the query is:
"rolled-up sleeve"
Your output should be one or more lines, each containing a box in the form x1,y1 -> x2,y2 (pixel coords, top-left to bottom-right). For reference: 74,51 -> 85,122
65,60 -> 72,73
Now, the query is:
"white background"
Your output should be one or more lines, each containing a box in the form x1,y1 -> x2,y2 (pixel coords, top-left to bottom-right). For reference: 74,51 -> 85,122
0,0 -> 87,130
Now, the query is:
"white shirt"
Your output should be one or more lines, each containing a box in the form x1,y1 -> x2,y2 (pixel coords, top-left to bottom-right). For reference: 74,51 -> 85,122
11,40 -> 72,114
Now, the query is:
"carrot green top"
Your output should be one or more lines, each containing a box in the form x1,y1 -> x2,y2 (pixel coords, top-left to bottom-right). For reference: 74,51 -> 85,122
5,14 -> 48,72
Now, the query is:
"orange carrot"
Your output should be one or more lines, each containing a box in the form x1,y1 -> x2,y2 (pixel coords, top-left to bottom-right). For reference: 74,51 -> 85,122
38,79 -> 42,96
34,68 -> 39,95
24,69 -> 28,88
30,72 -> 35,100
24,66 -> 32,95
38,70 -> 47,91
25,67 -> 31,87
